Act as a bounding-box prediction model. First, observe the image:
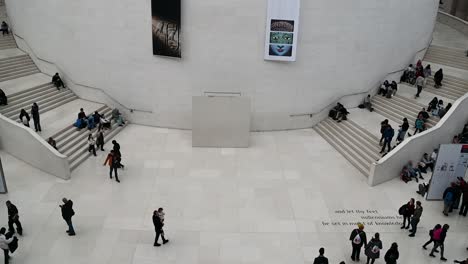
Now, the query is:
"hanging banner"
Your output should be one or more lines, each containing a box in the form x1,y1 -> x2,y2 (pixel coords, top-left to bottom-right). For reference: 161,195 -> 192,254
427,144 -> 468,200
264,0 -> 301,62
151,0 -> 181,58
0,157 -> 7,193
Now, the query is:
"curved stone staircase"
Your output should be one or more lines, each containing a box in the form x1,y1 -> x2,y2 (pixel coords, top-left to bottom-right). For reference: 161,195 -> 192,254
425,45 -> 468,70
314,39 -> 467,177
0,51 -> 127,173
0,33 -> 16,50
0,55 -> 39,82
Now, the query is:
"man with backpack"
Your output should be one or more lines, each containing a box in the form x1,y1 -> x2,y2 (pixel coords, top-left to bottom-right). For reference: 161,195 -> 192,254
379,125 -> 394,154
429,224 -> 449,261
349,223 -> 367,261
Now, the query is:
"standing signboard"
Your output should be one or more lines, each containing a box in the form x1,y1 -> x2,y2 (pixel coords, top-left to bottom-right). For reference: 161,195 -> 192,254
427,144 -> 468,200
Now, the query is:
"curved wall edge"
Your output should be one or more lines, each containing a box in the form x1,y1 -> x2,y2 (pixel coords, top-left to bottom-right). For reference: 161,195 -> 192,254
437,11 -> 468,36
5,0 -> 438,131
369,93 -> 468,186
0,114 -> 71,180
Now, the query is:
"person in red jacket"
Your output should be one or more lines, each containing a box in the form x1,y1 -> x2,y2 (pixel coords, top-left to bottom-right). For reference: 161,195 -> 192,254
103,150 -> 120,183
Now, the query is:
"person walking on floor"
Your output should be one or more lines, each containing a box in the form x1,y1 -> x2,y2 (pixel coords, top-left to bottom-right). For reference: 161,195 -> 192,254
31,102 -> 41,132
429,224 -> 449,261
384,242 -> 399,264
415,75 -> 425,97
365,233 -> 382,264
0,228 -> 13,264
399,198 -> 415,229
423,224 -> 441,250
60,198 -> 75,236
19,109 -> 30,127
313,248 -> 329,264
380,124 -> 394,154
96,131 -> 105,151
153,209 -> 168,247
112,140 -> 125,169
87,134 -> 96,156
409,201 -> 423,237
350,223 -> 367,261
103,150 -> 120,182
6,201 -> 22,236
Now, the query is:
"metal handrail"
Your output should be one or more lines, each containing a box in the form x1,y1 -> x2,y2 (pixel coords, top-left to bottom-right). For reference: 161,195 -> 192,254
12,33 -> 153,114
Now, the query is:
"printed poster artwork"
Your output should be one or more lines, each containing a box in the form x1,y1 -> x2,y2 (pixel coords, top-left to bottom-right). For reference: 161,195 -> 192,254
151,0 -> 181,58
268,20 -> 294,57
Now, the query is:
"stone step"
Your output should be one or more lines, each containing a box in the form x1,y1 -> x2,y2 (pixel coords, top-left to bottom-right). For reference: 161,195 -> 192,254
57,108 -> 113,153
69,122 -> 128,171
314,123 -> 370,176
0,68 -> 40,82
1,89 -> 74,116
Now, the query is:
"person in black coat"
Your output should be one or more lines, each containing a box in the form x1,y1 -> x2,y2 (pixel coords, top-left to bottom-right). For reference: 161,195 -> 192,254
313,248 -> 329,264
112,140 -> 124,169
31,102 -> 41,132
52,73 -> 65,90
384,242 -> 399,264
434,69 -> 443,88
350,224 -> 367,261
153,210 -> 168,246
19,109 -> 30,127
60,198 -> 75,236
6,201 -> 22,236
0,88 -> 7,105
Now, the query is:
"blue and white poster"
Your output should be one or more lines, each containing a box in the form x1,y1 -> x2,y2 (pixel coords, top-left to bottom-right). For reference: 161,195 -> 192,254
264,0 -> 301,62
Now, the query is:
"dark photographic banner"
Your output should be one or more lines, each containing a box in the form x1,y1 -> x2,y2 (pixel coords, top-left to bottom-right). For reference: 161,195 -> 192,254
151,0 -> 181,58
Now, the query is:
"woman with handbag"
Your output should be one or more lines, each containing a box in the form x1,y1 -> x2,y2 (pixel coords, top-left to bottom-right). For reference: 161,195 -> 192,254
365,233 -> 383,264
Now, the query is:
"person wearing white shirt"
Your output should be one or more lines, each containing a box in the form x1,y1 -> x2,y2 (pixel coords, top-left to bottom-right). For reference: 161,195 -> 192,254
0,227 -> 13,264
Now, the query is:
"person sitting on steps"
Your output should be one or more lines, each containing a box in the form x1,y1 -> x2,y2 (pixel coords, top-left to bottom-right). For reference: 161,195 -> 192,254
0,88 -> 7,105
52,73 -> 66,90
1,21 -> 9,35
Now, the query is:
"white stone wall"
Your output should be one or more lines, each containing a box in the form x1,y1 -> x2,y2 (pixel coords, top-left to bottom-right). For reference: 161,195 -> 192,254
5,0 -> 438,130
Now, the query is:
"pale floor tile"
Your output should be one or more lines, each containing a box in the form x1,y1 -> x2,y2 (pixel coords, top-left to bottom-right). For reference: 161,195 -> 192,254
0,47 -> 24,59
1,125 -> 468,264
0,73 -> 50,95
